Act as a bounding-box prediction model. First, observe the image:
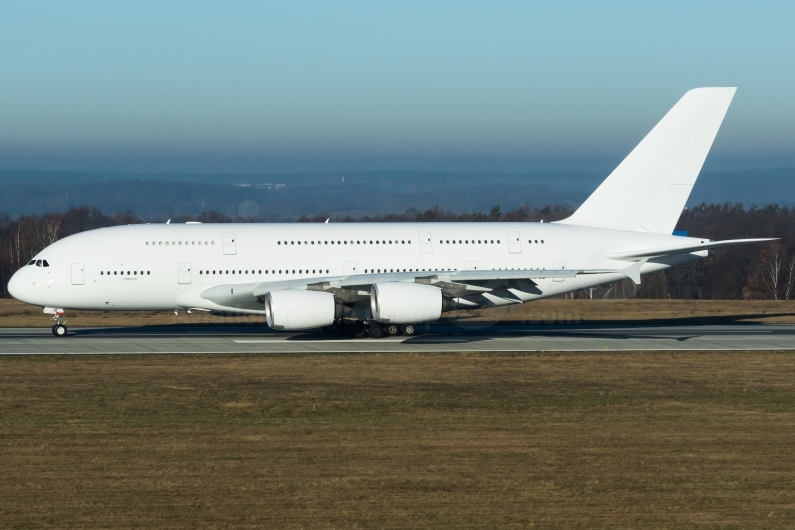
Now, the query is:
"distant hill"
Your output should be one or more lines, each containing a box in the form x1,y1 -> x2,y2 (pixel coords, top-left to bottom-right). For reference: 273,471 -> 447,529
1,168 -> 792,219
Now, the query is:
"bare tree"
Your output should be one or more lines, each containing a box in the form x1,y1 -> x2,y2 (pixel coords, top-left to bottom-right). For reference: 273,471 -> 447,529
759,242 -> 784,300
785,257 -> 795,300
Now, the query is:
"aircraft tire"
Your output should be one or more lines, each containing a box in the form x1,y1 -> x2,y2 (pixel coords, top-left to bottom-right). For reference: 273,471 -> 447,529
368,324 -> 384,339
53,324 -> 67,337
400,324 -> 416,336
385,324 -> 400,336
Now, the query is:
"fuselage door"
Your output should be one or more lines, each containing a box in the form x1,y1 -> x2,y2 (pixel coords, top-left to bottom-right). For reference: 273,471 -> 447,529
178,263 -> 192,284
344,261 -> 357,275
71,263 -> 85,285
222,232 -> 237,255
507,231 -> 522,254
553,260 -> 566,282
418,232 -> 433,254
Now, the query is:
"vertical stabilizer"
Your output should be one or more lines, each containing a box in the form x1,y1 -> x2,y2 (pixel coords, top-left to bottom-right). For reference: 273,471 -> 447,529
557,87 -> 736,233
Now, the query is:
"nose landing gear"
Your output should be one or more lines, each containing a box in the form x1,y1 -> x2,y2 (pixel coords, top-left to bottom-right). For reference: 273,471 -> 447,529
46,308 -> 68,337
52,323 -> 68,337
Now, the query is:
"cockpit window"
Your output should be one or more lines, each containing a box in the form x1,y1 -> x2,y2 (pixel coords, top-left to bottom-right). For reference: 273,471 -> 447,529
42,260 -> 49,267
36,260 -> 42,267
28,260 -> 36,266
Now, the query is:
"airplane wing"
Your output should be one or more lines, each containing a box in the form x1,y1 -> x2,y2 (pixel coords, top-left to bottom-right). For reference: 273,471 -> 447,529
178,268 -> 624,314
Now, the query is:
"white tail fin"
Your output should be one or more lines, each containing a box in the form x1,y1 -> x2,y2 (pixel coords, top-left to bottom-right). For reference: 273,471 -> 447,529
558,87 -> 736,233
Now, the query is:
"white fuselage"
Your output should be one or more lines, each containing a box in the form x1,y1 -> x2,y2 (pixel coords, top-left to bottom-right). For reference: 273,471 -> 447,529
8,221 -> 701,314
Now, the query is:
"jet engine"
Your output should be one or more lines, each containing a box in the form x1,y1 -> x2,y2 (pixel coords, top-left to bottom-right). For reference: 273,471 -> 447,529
370,282 -> 443,324
265,290 -> 342,330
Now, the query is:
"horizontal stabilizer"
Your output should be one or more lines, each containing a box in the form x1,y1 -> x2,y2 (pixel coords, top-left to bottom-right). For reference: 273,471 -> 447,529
607,238 -> 776,261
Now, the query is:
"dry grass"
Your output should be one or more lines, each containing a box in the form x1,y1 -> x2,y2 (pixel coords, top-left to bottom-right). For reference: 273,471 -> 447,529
0,298 -> 264,328
2,352 -> 795,528
4,298 -> 795,328
447,298 -> 795,325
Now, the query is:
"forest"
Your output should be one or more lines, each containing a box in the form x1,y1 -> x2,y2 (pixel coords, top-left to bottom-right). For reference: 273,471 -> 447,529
1,203 -> 792,300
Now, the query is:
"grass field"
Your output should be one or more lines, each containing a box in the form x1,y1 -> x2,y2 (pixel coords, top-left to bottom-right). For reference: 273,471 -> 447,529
2,352 -> 795,528
4,298 -> 795,328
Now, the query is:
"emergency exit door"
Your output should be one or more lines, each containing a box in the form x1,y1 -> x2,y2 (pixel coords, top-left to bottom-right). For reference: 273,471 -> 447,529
418,232 -> 433,254
222,232 -> 237,255
507,231 -> 522,254
71,263 -> 85,285
553,260 -> 566,282
178,263 -> 192,284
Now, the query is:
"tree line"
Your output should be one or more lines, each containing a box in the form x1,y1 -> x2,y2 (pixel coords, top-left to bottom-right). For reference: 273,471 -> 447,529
1,203 -> 793,300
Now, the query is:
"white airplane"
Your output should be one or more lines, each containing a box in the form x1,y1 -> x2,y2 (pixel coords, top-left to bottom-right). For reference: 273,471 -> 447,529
8,87 -> 772,337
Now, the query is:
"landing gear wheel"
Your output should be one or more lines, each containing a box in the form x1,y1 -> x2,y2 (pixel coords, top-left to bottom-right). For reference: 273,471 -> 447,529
52,324 -> 67,337
385,324 -> 400,336
400,324 -> 417,336
368,324 -> 384,339
353,323 -> 368,339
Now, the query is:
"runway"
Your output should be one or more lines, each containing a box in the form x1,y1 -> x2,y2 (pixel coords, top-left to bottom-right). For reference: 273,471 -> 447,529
1,323 -> 794,354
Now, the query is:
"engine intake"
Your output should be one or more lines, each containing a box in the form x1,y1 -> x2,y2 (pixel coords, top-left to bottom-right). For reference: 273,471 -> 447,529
370,282 -> 443,324
265,290 -> 342,330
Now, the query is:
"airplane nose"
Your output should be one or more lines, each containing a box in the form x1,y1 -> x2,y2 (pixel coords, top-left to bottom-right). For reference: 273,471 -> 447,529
7,269 -> 30,302
7,270 -> 21,300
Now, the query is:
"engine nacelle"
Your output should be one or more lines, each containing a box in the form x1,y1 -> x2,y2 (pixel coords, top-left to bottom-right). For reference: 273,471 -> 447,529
370,282 -> 442,324
265,290 -> 341,330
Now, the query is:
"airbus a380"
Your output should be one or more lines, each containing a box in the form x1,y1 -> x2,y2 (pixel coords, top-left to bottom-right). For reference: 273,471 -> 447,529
7,87 -> 772,337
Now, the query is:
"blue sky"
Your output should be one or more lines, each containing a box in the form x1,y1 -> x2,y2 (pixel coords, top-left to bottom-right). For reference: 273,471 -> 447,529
0,0 -> 793,173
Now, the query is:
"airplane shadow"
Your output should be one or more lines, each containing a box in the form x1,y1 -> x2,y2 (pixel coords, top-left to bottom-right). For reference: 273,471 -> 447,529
11,311 -> 795,343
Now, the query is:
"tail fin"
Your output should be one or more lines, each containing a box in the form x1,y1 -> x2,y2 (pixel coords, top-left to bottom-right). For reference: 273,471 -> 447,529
557,87 -> 736,233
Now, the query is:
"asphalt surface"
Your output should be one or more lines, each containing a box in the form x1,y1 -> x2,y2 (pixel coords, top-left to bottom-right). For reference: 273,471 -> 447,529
1,323 -> 794,353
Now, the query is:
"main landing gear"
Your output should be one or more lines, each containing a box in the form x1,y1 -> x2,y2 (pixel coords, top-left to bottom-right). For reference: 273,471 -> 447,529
323,321 -> 420,339
366,322 -> 417,339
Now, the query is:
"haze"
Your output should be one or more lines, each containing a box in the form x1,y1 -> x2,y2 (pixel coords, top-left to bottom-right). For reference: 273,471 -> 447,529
1,0 -> 794,173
